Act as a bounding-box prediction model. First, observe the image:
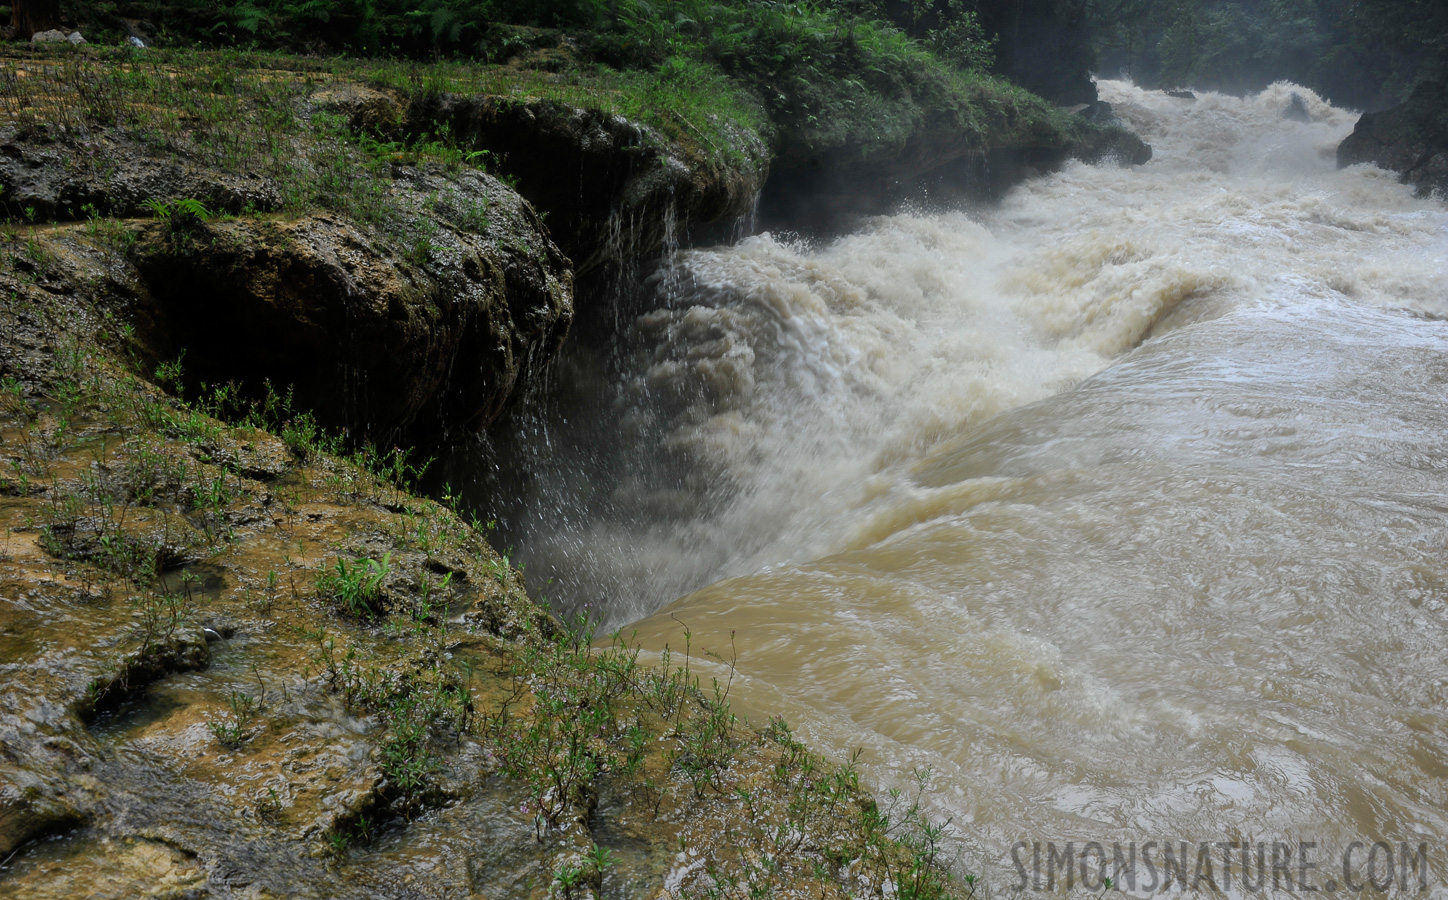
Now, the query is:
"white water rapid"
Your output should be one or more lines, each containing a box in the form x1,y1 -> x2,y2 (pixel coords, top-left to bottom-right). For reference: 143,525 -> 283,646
505,80 -> 1448,896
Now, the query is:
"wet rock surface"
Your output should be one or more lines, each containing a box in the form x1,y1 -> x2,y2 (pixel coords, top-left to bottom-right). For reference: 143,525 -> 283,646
0,129 -> 572,451
0,65 -> 577,453
406,93 -> 771,275
0,239 -> 556,895
1337,79 -> 1448,198
132,169 -> 572,450
0,129 -> 284,223
0,368 -> 566,895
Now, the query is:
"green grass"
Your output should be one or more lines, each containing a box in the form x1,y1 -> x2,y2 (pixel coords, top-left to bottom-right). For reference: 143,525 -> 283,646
4,0 -> 1086,224
0,240 -> 979,894
0,49 -> 395,223
349,49 -> 771,165
315,553 -> 391,618
0,45 -> 764,215
209,689 -> 259,750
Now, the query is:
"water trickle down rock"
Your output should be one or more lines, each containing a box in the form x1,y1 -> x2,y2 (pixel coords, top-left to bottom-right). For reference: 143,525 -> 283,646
131,168 -> 573,451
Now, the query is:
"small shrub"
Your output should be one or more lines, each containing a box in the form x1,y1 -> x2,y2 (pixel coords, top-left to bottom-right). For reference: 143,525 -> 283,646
209,690 -> 258,750
315,553 -> 391,618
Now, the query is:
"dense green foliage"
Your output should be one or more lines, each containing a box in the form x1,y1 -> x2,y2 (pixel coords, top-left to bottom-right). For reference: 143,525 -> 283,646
1087,0 -> 1447,108
67,0 -> 992,71
49,0 -> 1448,112
52,1 -> 1072,167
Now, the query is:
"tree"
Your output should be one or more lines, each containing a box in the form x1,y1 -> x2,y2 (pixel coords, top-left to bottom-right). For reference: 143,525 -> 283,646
11,0 -> 62,38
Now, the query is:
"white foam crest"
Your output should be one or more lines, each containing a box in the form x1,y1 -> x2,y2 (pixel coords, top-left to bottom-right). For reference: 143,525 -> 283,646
605,79 -> 1448,894
514,79 -> 1448,624
614,212 -> 1134,600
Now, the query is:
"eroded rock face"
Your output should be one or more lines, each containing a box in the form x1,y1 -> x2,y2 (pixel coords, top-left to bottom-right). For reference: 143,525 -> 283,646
309,83 -> 771,275
406,94 -> 771,274
762,112 -> 1151,229
132,168 -> 572,450
0,85 -> 573,451
1337,80 -> 1448,199
0,134 -> 283,222
0,371 -> 556,894
1071,119 -> 1154,166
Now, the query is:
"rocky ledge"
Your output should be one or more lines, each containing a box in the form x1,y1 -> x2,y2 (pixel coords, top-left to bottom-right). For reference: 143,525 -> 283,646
0,237 -> 969,898
131,169 -> 572,451
0,47 -> 1157,900
1337,79 -> 1448,199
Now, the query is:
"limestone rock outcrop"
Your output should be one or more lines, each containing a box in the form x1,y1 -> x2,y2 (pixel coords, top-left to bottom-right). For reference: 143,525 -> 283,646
133,168 -> 572,449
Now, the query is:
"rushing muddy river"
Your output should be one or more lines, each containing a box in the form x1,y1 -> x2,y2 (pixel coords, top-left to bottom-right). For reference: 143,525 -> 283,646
496,81 -> 1448,895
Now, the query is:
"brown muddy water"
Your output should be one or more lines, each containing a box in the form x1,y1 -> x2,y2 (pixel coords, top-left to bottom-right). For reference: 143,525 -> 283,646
488,79 -> 1448,896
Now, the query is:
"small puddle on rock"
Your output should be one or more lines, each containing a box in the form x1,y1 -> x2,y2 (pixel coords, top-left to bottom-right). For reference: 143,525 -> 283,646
155,561 -> 229,601
0,831 -> 207,900
589,776 -> 685,898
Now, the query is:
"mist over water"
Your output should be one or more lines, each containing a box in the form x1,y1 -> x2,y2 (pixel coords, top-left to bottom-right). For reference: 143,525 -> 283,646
486,80 -> 1448,890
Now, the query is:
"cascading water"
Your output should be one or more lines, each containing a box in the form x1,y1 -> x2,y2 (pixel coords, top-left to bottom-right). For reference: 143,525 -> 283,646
479,80 -> 1448,893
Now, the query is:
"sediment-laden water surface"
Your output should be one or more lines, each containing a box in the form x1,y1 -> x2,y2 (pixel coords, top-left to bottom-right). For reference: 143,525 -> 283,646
499,81 -> 1448,894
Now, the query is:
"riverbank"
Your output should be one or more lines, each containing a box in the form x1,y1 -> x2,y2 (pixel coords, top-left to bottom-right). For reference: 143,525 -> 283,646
0,44 -> 1146,443
0,221 -> 975,897
0,36 -> 1149,897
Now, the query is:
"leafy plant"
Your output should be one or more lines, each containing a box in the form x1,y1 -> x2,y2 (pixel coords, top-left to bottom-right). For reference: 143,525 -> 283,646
81,202 -> 138,251
142,197 -> 215,224
315,553 -> 391,618
209,690 -> 259,750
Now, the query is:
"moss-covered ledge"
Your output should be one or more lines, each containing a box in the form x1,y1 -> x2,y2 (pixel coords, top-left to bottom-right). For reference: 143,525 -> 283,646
0,217 -> 976,899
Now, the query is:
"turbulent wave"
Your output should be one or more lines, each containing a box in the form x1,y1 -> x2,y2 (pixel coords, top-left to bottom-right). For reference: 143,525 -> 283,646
585,79 -> 1448,892
490,80 -> 1445,629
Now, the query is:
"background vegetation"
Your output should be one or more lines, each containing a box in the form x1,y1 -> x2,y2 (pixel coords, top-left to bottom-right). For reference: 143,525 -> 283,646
44,0 -> 1446,113
1086,0 -> 1447,109
55,0 -> 997,71
11,0 -> 1442,115
7,0 -> 1097,204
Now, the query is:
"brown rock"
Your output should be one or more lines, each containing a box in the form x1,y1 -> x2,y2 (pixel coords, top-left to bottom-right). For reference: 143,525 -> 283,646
405,95 -> 770,274
311,83 -> 407,135
132,168 -> 572,449
0,771 -> 82,856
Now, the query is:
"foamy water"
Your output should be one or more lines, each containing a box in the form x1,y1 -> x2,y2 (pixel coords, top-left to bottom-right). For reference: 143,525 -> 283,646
487,80 -> 1448,894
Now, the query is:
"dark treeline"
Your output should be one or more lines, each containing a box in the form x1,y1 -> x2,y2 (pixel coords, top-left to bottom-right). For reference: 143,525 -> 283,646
49,0 -> 1098,105
59,0 -> 994,59
1086,0 -> 1447,109
44,0 -> 1448,109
